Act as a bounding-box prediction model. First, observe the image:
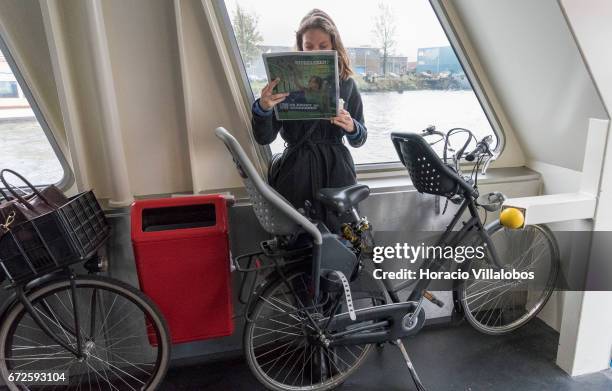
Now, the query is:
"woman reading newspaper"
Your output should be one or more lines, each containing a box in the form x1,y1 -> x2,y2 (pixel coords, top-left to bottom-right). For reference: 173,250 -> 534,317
251,9 -> 367,229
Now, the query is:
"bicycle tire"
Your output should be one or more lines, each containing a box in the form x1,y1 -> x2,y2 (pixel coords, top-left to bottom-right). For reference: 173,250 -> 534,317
458,223 -> 559,335
243,267 -> 382,391
0,275 -> 171,390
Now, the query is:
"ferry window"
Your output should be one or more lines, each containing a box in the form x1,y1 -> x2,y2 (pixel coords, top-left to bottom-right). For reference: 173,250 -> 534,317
0,44 -> 66,186
222,0 -> 498,165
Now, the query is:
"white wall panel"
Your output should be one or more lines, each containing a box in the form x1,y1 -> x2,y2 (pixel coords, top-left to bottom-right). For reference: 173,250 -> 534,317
102,0 -> 192,196
556,0 -> 612,377
174,0 -> 247,193
452,0 -> 607,171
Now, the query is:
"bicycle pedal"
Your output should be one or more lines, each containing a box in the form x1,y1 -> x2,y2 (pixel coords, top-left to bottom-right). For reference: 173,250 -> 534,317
423,290 -> 444,308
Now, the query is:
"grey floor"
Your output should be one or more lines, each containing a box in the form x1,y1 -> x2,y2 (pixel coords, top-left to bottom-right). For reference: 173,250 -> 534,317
162,318 -> 612,390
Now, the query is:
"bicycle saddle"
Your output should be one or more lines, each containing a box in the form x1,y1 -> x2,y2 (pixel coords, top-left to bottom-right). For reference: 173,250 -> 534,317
391,132 -> 478,198
316,184 -> 370,214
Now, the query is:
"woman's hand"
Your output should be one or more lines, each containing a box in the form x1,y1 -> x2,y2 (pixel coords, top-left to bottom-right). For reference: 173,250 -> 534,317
260,78 -> 289,111
330,109 -> 355,133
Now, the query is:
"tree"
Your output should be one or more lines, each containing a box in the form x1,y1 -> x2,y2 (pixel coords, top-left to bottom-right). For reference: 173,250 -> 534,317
372,2 -> 396,76
232,4 -> 263,71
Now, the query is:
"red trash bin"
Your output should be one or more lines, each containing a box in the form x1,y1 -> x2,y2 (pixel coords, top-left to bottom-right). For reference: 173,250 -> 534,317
131,195 -> 234,344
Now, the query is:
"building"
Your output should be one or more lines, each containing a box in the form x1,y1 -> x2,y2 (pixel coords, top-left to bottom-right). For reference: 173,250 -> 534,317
347,46 -> 381,76
0,53 -> 18,98
416,46 -> 463,75
349,49 -> 410,76
250,45 -> 292,80
250,45 -> 408,79
385,56 -> 409,75
0,52 -> 27,109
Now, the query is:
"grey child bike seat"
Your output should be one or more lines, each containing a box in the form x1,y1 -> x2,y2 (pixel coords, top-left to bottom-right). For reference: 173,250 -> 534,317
215,127 -> 322,242
215,127 -> 358,298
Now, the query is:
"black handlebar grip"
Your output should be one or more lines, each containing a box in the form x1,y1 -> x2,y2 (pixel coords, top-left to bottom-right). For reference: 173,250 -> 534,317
465,145 -> 484,162
466,136 -> 493,161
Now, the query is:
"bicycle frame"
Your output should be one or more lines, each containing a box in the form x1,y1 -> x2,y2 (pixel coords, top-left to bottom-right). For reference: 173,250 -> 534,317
233,127 -> 505,391
7,258 -> 108,360
324,196 -> 503,346
331,197 -> 501,345
13,268 -> 84,357
243,193 -> 505,347
395,195 -> 504,301
237,127 -> 504,347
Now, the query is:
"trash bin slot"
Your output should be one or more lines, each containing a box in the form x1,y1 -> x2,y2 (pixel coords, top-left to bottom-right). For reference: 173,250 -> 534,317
142,204 -> 216,232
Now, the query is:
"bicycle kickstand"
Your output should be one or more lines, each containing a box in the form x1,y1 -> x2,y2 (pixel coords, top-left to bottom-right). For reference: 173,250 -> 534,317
393,339 -> 427,391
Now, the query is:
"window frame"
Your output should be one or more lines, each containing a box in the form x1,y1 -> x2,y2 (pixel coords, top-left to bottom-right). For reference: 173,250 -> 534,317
211,0 -> 272,165
429,0 -> 506,158
0,31 -> 74,190
213,0 -> 505,173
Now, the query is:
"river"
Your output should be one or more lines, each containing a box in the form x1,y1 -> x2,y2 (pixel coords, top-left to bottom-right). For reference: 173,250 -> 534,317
0,90 -> 494,186
271,90 -> 495,165
0,118 -> 64,186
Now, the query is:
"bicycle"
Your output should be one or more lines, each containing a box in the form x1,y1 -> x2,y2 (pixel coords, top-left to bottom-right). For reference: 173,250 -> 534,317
215,126 -> 559,391
391,126 -> 559,335
0,183 -> 170,390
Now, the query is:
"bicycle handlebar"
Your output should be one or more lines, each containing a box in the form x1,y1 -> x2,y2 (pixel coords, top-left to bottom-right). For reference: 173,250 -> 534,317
419,126 -> 494,175
465,135 -> 493,162
420,125 -> 445,138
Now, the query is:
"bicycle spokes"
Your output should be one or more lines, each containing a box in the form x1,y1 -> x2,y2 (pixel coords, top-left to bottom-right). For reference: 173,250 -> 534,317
460,225 -> 559,334
246,270 -> 372,390
2,280 -> 167,390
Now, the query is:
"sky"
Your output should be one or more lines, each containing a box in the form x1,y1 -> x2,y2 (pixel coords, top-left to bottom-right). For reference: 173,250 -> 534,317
223,0 -> 451,61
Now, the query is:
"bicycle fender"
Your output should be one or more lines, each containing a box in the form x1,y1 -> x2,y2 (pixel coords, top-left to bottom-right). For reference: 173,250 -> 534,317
0,290 -> 17,323
243,280 -> 270,321
484,219 -> 501,233
243,266 -> 303,321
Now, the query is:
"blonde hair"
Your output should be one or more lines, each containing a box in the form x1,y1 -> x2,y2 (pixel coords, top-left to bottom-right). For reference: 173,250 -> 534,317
296,9 -> 353,80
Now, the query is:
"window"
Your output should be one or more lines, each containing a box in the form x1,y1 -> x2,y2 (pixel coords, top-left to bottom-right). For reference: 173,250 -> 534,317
222,0 -> 499,165
0,81 -> 18,98
0,40 -> 67,186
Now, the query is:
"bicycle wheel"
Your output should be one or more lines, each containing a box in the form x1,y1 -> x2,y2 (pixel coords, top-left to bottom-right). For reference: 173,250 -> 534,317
0,275 -> 171,390
244,267 -> 384,391
458,223 -> 559,335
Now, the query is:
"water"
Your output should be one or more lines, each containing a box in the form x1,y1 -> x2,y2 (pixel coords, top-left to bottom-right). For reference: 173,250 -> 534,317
0,91 -> 494,188
0,119 -> 64,186
271,90 -> 495,164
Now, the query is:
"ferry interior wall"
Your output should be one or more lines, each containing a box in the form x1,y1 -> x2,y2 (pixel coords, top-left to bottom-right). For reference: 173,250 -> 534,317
0,0 -> 611,390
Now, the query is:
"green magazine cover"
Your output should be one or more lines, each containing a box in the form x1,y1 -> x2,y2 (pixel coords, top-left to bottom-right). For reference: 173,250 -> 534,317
263,51 -> 339,121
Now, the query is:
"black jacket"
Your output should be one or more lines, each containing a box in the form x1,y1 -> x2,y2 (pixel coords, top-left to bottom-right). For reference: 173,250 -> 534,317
252,77 -> 367,222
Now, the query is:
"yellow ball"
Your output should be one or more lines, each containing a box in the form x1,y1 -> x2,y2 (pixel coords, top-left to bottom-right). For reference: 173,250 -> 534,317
500,207 -> 525,229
